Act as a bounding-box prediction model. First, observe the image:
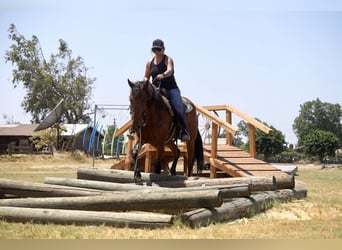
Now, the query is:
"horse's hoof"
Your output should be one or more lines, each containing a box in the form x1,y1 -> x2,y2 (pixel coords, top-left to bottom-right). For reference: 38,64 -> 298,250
134,175 -> 143,185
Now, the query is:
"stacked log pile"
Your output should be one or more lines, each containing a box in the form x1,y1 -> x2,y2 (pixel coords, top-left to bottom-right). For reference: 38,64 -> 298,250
0,167 -> 307,228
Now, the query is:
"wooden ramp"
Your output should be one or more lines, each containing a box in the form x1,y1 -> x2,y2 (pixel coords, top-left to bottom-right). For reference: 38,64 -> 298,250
110,103 -> 290,178
203,144 -> 288,178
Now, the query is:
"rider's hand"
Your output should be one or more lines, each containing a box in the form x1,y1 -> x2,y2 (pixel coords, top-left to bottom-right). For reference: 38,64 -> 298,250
156,74 -> 164,80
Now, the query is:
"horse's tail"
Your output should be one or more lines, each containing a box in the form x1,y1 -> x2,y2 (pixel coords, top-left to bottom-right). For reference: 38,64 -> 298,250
194,129 -> 204,168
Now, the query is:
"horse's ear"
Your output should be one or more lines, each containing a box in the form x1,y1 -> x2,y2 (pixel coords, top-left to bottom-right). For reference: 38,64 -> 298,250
142,80 -> 153,97
128,79 -> 135,88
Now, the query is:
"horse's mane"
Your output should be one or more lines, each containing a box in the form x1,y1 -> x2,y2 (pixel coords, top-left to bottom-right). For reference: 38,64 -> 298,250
136,80 -> 165,108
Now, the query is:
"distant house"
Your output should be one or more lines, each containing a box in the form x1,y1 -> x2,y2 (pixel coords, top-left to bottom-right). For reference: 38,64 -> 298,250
0,123 -> 103,155
0,124 -> 39,154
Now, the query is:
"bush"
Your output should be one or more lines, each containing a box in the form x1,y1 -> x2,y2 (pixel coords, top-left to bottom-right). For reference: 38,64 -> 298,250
266,149 -> 301,163
70,150 -> 88,162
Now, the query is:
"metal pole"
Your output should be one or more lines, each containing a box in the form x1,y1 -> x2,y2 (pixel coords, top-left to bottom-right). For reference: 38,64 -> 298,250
92,104 -> 97,168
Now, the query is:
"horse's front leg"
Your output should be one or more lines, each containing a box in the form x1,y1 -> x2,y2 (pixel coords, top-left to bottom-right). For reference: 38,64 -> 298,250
132,144 -> 142,184
167,143 -> 180,176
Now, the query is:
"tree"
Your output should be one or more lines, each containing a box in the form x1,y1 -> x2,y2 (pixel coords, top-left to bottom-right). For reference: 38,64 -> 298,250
293,98 -> 342,146
238,120 -> 286,162
303,129 -> 340,163
5,24 -> 95,124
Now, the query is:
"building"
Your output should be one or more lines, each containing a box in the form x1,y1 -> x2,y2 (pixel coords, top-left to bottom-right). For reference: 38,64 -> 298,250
0,124 -> 39,154
0,123 -> 103,155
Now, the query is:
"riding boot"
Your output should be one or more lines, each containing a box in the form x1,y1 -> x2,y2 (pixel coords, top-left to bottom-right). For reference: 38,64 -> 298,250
128,126 -> 135,140
178,112 -> 190,142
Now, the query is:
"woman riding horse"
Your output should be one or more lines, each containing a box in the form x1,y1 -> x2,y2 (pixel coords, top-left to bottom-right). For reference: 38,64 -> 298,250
128,79 -> 204,182
130,39 -> 190,142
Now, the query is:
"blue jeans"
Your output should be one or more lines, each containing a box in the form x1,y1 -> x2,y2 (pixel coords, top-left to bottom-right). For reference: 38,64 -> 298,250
167,88 -> 189,132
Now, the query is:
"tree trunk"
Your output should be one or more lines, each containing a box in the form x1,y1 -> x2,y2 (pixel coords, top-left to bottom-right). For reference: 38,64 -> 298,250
0,206 -> 173,228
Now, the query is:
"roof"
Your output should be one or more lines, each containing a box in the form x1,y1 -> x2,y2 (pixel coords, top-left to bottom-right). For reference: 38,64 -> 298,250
0,124 -> 102,137
0,124 -> 39,136
60,124 -> 89,136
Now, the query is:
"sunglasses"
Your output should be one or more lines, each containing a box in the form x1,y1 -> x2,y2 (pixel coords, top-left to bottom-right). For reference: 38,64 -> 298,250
152,48 -> 162,52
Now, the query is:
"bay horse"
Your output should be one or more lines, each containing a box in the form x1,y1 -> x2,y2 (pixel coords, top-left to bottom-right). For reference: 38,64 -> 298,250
128,79 -> 203,182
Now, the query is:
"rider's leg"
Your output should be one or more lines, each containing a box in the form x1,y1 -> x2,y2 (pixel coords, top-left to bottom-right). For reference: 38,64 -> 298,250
167,88 -> 190,141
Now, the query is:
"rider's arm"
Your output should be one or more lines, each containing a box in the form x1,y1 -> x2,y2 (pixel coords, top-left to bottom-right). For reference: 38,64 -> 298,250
144,60 -> 151,81
162,56 -> 174,78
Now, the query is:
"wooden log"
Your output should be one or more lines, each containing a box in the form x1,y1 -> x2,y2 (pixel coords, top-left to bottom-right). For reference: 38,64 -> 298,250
129,184 -> 251,199
150,176 -> 277,192
181,187 -> 307,228
0,179 -> 108,198
77,167 -> 188,183
77,168 -> 294,191
44,177 -> 161,192
44,177 -> 251,199
0,206 -> 173,229
0,190 -> 223,212
274,175 -> 295,190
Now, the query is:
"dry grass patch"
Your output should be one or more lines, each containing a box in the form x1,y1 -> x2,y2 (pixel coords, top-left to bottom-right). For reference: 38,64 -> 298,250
0,154 -> 341,239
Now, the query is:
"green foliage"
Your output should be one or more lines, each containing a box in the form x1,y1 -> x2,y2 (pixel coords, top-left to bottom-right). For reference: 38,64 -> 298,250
29,128 -> 58,150
293,98 -> 342,146
302,129 -> 340,163
5,24 -> 95,124
267,148 -> 300,163
237,120 -> 286,162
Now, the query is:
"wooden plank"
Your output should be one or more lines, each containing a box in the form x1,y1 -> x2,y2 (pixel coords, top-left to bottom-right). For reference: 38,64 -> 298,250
218,157 -> 268,164
194,104 -> 238,136
237,171 -> 287,177
224,105 -> 273,134
222,163 -> 280,170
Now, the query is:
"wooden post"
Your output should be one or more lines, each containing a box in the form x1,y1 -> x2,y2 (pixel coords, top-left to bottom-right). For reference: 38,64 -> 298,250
144,144 -> 152,173
125,138 -> 133,171
211,123 -> 218,158
209,158 -> 217,179
226,110 -> 232,145
248,123 -> 256,158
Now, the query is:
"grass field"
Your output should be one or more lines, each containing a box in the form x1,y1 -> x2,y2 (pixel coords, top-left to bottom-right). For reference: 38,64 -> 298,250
0,153 -> 341,239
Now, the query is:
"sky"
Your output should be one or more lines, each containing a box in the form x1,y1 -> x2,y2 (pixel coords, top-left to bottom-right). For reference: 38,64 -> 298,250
1,0 -> 342,145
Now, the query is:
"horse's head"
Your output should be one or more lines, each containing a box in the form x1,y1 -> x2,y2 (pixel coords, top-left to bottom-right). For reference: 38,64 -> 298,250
128,79 -> 153,131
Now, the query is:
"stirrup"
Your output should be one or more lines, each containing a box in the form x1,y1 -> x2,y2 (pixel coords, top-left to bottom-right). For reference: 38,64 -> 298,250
180,130 -> 190,142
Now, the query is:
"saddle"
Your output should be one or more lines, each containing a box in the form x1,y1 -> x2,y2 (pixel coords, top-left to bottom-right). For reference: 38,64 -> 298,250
158,88 -> 193,116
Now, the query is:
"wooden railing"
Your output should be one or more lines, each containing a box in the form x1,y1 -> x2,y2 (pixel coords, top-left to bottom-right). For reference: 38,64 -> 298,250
198,104 -> 273,158
115,104 -> 273,163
